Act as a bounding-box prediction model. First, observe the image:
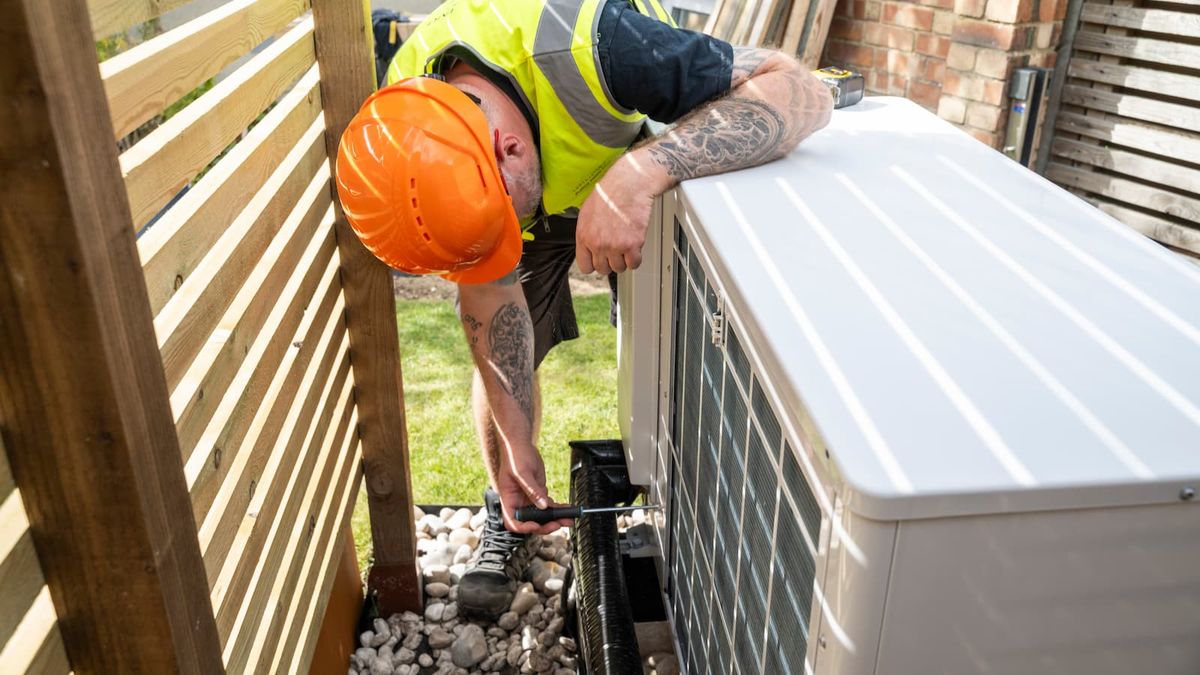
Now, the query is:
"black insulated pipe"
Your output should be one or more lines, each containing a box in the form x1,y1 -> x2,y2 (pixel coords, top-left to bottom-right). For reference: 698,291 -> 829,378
566,440 -> 642,675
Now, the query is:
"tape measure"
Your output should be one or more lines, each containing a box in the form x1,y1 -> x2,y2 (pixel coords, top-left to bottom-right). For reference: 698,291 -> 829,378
813,67 -> 865,109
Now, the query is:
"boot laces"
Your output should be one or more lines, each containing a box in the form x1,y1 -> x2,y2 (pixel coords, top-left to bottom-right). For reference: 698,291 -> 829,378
476,509 -> 527,577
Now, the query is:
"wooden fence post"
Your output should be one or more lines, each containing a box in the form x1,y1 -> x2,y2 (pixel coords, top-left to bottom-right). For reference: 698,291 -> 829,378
0,0 -> 225,671
310,0 -> 423,614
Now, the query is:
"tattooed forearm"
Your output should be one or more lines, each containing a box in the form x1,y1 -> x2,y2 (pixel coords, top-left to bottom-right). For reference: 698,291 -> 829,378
646,97 -> 786,182
487,302 -> 534,424
731,47 -> 772,87
640,49 -> 831,184
461,312 -> 483,346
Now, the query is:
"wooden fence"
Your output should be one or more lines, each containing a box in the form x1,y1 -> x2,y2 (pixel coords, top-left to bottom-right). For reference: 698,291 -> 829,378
0,0 -> 420,671
1042,0 -> 1200,261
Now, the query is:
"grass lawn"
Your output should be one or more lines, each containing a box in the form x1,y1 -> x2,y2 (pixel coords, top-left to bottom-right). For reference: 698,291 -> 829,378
352,292 -> 619,571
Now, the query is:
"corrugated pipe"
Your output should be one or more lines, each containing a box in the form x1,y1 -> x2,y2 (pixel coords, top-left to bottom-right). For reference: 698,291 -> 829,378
566,440 -> 642,675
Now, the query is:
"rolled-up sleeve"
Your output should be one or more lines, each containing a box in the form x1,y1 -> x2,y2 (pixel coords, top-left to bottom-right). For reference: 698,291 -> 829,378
596,0 -> 734,124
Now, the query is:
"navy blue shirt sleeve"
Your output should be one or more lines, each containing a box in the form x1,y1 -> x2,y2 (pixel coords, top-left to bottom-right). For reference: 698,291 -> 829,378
596,0 -> 734,124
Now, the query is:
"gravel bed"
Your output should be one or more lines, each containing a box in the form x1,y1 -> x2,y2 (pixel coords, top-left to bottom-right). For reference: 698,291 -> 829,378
350,506 -> 575,675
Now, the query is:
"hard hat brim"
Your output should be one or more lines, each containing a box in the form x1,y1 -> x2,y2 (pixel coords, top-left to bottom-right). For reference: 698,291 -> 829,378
440,206 -> 523,285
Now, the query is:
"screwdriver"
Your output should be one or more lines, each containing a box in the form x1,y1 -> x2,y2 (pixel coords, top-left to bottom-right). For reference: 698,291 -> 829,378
514,504 -> 660,524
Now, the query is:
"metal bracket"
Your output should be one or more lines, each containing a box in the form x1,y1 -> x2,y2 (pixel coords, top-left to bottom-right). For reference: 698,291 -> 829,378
711,294 -> 727,348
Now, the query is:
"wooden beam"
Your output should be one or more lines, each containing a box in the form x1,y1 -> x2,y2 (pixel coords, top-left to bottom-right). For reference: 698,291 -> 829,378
311,0 -> 421,614
0,0 -> 224,671
798,0 -> 837,69
1047,161 -> 1200,223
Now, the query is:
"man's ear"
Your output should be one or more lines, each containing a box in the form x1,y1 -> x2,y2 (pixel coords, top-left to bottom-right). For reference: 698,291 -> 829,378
493,128 -> 530,163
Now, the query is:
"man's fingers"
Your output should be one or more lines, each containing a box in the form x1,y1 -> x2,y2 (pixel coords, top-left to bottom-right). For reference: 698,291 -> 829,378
607,255 -> 627,274
576,245 -> 595,274
514,472 -> 550,511
624,250 -> 642,271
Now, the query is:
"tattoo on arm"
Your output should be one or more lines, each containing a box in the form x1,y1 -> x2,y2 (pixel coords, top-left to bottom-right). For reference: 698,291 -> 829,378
646,97 -> 786,182
730,47 -> 772,87
461,313 -> 482,347
487,302 -> 535,424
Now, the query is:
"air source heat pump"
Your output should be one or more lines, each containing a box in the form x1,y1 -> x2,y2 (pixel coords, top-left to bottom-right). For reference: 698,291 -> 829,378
616,97 -> 1200,674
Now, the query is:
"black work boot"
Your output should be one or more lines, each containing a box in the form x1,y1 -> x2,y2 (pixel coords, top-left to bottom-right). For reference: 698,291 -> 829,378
458,488 -> 536,621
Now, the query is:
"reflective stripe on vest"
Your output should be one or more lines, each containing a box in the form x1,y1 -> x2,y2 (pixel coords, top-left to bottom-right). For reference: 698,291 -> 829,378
386,0 -> 674,216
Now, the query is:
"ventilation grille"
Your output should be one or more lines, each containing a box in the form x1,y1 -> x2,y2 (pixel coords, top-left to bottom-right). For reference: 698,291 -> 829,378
666,220 -> 823,674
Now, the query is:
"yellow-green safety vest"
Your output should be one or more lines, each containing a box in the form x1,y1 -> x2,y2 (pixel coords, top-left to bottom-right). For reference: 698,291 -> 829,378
386,0 -> 675,218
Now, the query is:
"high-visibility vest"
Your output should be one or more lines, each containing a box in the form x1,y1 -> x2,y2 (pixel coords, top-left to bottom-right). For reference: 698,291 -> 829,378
386,0 -> 675,218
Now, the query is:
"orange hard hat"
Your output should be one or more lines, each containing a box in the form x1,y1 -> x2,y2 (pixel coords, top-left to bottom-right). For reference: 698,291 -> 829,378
335,77 -> 522,284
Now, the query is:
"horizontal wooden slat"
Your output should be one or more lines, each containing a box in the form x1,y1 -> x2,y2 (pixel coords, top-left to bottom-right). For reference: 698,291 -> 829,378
163,140 -> 330,421
1081,3 -> 1200,38
0,587 -> 69,674
0,489 -> 42,648
248,424 -> 362,673
88,0 -> 192,39
188,259 -> 343,528
101,0 -> 309,139
1047,162 -> 1200,222
0,438 -> 13,505
1073,30 -> 1200,70
225,402 -> 359,667
171,197 -> 335,454
273,438 -> 363,675
181,239 -> 339,509
156,124 -> 328,390
200,309 -> 349,587
121,16 -> 316,228
1051,137 -> 1200,195
1067,60 -> 1200,104
1061,83 -> 1200,132
1091,199 -> 1200,256
1055,110 -> 1200,164
139,68 -> 321,315
0,481 -> 67,672
211,354 -> 354,635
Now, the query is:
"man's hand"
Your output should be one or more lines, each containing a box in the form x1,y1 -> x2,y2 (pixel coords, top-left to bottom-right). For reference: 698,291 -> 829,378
574,48 -> 830,276
575,153 -> 670,275
494,443 -> 572,535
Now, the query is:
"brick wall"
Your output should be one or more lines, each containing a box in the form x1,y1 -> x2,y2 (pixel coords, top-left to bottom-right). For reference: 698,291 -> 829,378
822,0 -> 1066,148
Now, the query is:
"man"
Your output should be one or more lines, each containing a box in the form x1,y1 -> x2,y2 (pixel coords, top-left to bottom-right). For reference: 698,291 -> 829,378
337,0 -> 832,620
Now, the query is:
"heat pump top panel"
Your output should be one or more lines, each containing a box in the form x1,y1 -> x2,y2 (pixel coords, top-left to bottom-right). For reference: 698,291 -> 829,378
677,96 -> 1200,521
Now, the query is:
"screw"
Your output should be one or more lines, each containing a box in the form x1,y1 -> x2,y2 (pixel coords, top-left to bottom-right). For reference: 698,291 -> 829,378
819,634 -> 828,649
1182,487 -> 1196,501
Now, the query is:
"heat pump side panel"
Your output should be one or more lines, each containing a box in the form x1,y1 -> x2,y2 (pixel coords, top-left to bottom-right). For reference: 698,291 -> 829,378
875,503 -> 1200,674
617,198 -> 663,487
660,193 -> 852,675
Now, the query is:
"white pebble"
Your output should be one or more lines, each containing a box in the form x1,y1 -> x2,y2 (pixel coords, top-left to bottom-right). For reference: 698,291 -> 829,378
446,507 -> 473,530
425,602 -> 445,622
426,582 -> 450,598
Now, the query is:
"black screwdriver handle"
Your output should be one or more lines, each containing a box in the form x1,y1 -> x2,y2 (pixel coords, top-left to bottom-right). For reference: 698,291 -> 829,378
514,505 -> 583,524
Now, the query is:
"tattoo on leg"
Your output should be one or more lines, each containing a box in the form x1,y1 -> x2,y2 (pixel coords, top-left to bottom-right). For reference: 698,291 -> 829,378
488,302 -> 535,424
647,97 -> 786,182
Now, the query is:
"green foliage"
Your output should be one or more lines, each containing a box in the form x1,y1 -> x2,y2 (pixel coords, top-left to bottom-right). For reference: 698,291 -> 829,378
352,294 -> 619,572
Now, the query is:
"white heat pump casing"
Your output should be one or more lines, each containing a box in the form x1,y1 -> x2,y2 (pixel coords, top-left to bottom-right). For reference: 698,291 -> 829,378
619,97 -> 1200,674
